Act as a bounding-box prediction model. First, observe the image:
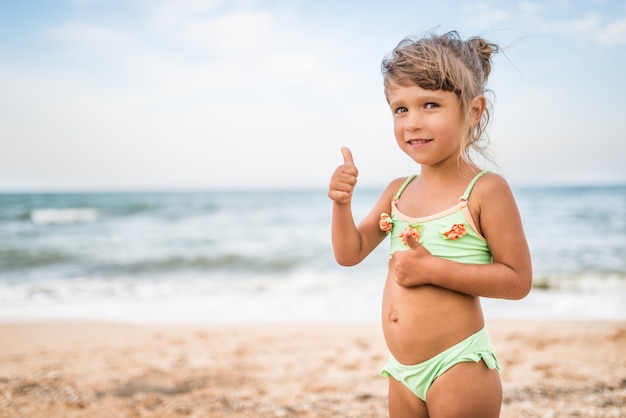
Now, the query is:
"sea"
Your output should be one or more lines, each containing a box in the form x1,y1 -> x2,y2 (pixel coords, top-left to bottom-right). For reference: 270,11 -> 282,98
0,185 -> 624,324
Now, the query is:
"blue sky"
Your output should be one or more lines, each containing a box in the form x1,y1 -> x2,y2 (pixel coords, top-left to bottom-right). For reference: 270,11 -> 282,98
1,0 -> 625,190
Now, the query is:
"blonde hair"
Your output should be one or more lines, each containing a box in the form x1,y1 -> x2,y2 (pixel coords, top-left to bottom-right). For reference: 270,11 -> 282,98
381,31 -> 499,166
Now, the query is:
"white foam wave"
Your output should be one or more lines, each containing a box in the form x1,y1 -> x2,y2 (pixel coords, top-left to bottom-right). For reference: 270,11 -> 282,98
30,208 -> 98,225
0,273 -> 383,323
0,272 -> 624,324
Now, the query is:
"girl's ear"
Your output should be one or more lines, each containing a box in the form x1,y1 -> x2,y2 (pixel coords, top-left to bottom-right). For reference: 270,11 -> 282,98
470,95 -> 487,125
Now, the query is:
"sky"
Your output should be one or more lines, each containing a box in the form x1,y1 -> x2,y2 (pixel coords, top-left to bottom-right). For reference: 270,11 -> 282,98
1,0 -> 625,191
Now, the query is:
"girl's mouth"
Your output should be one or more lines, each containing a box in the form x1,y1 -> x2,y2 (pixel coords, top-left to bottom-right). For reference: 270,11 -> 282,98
407,139 -> 433,145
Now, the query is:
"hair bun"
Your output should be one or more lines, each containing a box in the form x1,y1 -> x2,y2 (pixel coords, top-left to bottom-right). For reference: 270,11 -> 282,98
468,37 -> 499,80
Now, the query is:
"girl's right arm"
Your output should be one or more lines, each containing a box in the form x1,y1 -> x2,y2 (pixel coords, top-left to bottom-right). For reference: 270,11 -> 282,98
328,147 -> 398,266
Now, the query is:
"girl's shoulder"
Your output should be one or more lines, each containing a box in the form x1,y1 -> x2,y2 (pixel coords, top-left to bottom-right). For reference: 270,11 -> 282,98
389,175 -> 415,188
384,176 -> 416,198
370,177 -> 416,211
475,171 -> 512,191
471,171 -> 517,204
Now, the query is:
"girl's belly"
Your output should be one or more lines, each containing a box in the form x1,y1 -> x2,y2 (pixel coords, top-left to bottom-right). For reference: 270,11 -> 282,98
381,269 -> 485,365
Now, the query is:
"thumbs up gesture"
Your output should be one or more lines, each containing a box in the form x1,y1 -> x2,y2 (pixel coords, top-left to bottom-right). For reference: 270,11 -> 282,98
328,147 -> 359,204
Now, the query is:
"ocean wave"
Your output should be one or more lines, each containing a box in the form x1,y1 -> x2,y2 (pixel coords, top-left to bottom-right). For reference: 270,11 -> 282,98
30,208 -> 98,225
531,273 -> 626,292
0,247 -> 79,271
96,253 -> 301,276
101,193 -> 220,218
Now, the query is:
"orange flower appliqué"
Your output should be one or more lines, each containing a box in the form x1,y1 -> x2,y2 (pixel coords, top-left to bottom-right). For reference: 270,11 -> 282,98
441,223 -> 467,240
379,213 -> 393,234
399,226 -> 421,246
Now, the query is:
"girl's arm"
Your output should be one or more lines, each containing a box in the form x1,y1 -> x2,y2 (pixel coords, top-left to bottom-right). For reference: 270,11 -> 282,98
328,148 -> 397,266
392,174 -> 533,300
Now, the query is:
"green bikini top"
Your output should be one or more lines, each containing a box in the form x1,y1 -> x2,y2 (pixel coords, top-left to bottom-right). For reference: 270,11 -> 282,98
387,170 -> 492,264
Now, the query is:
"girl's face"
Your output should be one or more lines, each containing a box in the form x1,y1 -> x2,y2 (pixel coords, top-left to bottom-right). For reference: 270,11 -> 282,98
386,81 -> 469,168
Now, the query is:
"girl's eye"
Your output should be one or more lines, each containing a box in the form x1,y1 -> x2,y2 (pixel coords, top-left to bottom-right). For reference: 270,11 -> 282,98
394,107 -> 408,114
425,102 -> 439,109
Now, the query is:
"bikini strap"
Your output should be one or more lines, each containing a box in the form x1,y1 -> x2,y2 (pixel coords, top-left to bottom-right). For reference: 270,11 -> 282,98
460,170 -> 490,201
394,175 -> 418,201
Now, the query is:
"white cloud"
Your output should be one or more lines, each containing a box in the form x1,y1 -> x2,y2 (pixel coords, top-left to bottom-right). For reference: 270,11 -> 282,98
513,1 -> 626,46
542,12 -> 626,46
158,10 -> 274,53
151,0 -> 222,24
464,2 -> 511,27
596,17 -> 626,45
518,1 -> 545,15
541,13 -> 601,35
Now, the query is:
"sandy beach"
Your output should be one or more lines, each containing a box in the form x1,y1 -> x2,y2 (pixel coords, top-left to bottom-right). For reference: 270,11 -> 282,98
0,320 -> 624,418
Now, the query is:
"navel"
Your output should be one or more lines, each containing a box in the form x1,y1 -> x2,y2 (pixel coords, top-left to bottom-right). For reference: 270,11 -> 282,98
389,309 -> 398,322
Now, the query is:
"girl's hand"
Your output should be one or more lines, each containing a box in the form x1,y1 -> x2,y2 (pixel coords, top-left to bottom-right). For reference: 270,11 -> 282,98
328,147 -> 359,205
391,232 -> 433,287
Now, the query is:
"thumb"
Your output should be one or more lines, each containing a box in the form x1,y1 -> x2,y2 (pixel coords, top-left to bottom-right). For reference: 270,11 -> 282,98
402,228 -> 421,249
406,233 -> 420,249
340,147 -> 355,166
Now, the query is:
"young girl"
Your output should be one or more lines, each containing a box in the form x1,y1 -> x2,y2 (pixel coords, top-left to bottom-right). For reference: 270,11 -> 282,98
328,31 -> 532,417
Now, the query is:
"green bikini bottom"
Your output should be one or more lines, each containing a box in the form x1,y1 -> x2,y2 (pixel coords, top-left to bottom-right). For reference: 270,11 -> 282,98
381,327 -> 500,401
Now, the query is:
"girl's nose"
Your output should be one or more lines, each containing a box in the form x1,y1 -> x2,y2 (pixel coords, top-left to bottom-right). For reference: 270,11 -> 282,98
405,112 -> 422,131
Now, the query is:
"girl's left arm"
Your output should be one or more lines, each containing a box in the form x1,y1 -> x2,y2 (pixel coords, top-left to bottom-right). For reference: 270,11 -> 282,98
392,174 -> 533,300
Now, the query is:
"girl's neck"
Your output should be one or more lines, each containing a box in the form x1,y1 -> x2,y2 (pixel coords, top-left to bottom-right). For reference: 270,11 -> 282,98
418,160 -> 480,184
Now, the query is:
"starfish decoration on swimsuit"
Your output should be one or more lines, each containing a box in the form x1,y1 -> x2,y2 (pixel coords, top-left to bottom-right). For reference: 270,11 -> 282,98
399,223 -> 423,246
440,223 -> 467,240
379,213 -> 393,234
